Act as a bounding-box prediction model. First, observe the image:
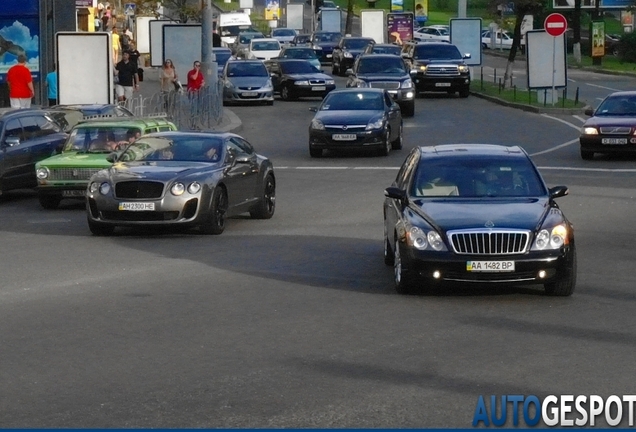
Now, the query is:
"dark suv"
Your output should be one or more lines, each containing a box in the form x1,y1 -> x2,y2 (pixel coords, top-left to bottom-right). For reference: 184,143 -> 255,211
346,54 -> 415,117
401,41 -> 471,98
0,108 -> 68,196
331,36 -> 375,76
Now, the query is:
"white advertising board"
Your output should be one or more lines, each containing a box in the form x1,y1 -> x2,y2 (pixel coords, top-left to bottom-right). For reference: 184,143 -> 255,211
526,30 -> 567,89
239,0 -> 254,8
361,10 -> 386,43
135,16 -> 156,53
56,32 -> 113,104
163,25 -> 202,87
319,9 -> 342,33
450,18 -> 482,66
287,4 -> 304,31
150,19 -> 176,67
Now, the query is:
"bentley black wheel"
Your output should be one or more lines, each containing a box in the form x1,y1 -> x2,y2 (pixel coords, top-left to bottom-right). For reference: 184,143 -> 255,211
201,187 -> 227,235
250,174 -> 276,219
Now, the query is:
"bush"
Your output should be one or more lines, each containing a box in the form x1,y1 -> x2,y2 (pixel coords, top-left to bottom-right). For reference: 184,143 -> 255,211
617,32 -> 636,63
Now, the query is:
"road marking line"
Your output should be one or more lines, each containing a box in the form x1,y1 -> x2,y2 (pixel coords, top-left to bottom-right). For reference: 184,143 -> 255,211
572,115 -> 586,123
586,83 -> 622,91
538,166 -> 636,172
276,165 -> 636,172
530,139 -> 579,156
28,218 -> 72,224
540,113 -> 582,131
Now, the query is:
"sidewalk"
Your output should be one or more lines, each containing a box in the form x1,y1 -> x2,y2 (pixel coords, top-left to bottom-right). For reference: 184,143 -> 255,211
135,66 -> 242,133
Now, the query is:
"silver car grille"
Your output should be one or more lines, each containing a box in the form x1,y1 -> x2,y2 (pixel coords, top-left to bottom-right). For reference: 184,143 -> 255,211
48,168 -> 102,181
599,126 -> 632,134
325,124 -> 366,131
447,229 -> 530,255
308,79 -> 326,85
426,65 -> 459,76
369,81 -> 401,90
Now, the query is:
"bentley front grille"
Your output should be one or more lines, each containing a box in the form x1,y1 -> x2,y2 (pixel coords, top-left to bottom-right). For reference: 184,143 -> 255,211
49,168 -> 101,181
448,230 -> 530,255
115,181 -> 164,199
599,126 -> 632,135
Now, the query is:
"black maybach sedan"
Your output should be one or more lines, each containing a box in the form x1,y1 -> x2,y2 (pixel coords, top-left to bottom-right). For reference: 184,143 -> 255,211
383,145 -> 576,296
86,131 -> 275,236
579,91 -> 636,160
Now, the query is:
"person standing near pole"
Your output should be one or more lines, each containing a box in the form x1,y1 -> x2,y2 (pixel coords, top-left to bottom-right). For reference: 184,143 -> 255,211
187,61 -> 205,93
45,63 -> 58,106
7,54 -> 34,109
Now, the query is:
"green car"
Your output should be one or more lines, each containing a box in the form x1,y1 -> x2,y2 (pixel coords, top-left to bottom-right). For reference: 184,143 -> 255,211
35,116 -> 177,209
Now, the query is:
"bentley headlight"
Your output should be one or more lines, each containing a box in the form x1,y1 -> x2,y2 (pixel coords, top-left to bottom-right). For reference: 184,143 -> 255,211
36,167 -> 50,180
401,79 -> 413,89
89,182 -> 99,193
325,79 -> 335,85
407,227 -> 428,250
295,80 -> 310,86
532,224 -> 568,250
311,119 -> 325,130
582,127 -> 598,135
365,117 -> 384,130
458,65 -> 469,73
99,182 -> 111,195
187,182 -> 201,194
344,52 -> 353,58
171,182 -> 185,196
427,231 -> 445,251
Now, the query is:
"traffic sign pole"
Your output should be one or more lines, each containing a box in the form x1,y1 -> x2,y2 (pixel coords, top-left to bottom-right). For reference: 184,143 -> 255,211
544,13 -> 567,106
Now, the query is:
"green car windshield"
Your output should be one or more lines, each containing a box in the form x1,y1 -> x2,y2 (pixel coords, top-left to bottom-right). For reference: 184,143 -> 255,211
121,136 -> 224,163
64,126 -> 142,153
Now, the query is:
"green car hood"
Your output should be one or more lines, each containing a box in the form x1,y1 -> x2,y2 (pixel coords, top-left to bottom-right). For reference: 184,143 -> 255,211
36,151 -> 114,169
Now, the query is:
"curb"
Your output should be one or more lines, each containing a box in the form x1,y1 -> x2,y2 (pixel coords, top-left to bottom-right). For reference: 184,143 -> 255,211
213,107 -> 243,133
471,91 -> 590,115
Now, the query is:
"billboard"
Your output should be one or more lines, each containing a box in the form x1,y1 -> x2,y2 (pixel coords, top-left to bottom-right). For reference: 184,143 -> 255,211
361,10 -> 387,43
150,20 -> 177,67
57,32 -> 113,104
414,0 -> 428,25
450,18 -> 482,66
387,13 -> 414,45
163,25 -> 202,87
553,0 -> 631,9
0,0 -> 40,84
526,30 -> 567,89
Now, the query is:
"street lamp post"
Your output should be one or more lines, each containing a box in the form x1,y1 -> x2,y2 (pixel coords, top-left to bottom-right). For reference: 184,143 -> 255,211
202,0 -> 218,85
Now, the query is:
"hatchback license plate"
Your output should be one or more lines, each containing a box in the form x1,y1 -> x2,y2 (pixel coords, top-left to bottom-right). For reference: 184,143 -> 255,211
312,86 -> 326,91
602,138 -> 628,145
62,190 -> 85,197
119,202 -> 155,211
435,82 -> 451,87
242,91 -> 258,97
332,134 -> 357,141
467,261 -> 515,272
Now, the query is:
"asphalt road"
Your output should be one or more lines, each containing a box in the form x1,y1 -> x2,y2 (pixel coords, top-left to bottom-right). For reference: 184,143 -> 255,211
1,74 -> 636,427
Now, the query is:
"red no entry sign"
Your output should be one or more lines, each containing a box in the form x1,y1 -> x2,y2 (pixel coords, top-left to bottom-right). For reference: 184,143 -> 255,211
544,13 -> 568,37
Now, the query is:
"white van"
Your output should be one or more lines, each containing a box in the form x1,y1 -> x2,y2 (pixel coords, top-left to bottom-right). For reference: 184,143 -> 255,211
217,12 -> 254,46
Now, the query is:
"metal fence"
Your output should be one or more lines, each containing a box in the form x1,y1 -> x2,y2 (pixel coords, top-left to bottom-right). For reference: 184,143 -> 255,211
124,81 -> 224,131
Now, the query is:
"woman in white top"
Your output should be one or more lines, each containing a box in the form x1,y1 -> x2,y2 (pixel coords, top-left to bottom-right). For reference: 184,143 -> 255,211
160,59 -> 178,92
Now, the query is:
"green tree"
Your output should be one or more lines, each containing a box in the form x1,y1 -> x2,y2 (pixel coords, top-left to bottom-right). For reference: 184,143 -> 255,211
129,0 -> 202,22
498,0 -> 547,88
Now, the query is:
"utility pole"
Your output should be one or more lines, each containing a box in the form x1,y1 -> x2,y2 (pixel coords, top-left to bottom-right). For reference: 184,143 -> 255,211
202,0 -> 218,86
458,0 -> 466,18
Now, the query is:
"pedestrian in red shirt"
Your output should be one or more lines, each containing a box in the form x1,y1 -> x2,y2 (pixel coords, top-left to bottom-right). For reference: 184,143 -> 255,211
7,54 -> 34,109
187,60 -> 205,93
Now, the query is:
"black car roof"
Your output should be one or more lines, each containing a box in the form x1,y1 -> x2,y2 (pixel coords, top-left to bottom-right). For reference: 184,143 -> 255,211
419,144 -> 527,159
